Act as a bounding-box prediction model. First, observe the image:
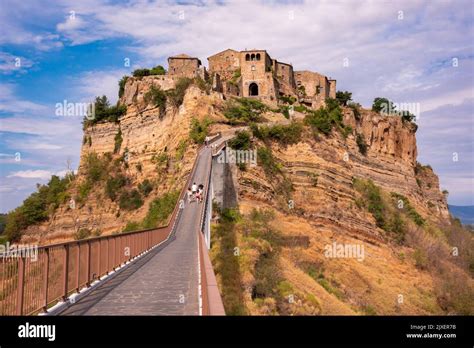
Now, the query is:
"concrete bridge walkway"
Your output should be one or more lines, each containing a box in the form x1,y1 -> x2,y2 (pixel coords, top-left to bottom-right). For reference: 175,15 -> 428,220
60,146 -> 213,315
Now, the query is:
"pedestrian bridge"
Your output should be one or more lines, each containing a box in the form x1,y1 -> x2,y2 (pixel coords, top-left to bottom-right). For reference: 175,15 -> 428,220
0,135 -> 227,316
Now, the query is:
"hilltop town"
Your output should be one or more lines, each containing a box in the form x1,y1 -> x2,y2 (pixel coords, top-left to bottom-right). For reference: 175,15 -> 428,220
137,48 -> 336,109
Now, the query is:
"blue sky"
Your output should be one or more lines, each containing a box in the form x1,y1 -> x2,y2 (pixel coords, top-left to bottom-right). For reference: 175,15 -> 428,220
0,0 -> 473,212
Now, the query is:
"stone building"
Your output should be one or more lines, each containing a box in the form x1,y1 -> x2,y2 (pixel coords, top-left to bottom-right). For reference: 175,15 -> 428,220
164,49 -> 336,109
168,54 -> 207,80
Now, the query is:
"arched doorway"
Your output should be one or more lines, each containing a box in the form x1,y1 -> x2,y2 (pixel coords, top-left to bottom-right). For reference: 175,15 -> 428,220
249,83 -> 259,96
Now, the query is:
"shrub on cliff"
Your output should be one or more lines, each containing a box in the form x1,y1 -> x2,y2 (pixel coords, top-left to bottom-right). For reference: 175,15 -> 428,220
257,146 -> 280,176
190,117 -> 212,144
224,97 -> 266,124
118,76 -> 128,98
356,133 -> 368,155
114,129 -> 123,154
142,191 -> 179,228
304,98 -> 343,136
83,96 -> 127,128
119,189 -> 143,210
167,77 -> 193,107
105,174 -> 128,201
228,130 -> 252,150
138,179 -> 153,197
144,85 -> 167,113
353,178 -> 386,229
251,122 -> 303,145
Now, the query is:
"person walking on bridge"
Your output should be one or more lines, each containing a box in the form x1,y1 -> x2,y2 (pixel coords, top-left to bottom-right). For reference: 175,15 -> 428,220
187,187 -> 193,204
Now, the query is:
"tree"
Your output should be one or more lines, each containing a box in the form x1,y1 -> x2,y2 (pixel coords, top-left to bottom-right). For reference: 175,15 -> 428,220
336,91 -> 352,106
118,76 -> 129,98
372,97 -> 395,114
150,65 -> 166,75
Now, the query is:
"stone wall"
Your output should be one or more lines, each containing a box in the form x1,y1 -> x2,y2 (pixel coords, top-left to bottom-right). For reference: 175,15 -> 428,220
168,57 -> 200,78
208,49 -> 240,80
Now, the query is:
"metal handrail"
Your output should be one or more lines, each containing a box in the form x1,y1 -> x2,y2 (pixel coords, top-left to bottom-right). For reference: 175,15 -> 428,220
0,134 -> 220,316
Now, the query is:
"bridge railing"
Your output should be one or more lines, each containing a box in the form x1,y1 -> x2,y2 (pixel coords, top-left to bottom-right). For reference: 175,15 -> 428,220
197,141 -> 226,315
0,134 -> 214,316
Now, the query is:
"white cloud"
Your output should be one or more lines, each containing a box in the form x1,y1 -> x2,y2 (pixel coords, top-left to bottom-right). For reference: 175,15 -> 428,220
75,69 -> 128,104
7,169 -> 52,179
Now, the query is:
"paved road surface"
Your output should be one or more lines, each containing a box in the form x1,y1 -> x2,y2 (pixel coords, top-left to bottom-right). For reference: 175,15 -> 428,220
60,146 -> 212,315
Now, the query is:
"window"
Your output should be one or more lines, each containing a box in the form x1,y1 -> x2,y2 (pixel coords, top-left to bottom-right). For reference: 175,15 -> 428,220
245,54 -> 250,61
249,83 -> 259,96
256,53 -> 261,61
251,65 -> 256,71
251,53 -> 256,61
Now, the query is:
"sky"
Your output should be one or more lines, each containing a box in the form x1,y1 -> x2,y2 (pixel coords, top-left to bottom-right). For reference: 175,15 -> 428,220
0,0 -> 473,212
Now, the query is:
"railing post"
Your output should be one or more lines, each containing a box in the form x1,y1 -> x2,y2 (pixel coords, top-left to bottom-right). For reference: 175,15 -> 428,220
62,244 -> 69,301
97,239 -> 101,278
86,240 -> 91,287
106,237 -> 109,274
42,248 -> 50,312
75,243 -> 80,292
16,256 -> 25,315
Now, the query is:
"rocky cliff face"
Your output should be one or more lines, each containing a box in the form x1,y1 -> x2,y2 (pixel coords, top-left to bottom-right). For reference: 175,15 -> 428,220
212,106 -> 463,315
21,78 -> 220,245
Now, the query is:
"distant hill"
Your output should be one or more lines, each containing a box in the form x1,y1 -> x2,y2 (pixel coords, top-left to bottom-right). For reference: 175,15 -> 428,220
449,205 -> 474,225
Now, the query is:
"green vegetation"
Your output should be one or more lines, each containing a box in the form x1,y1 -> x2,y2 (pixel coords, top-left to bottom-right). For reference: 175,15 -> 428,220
84,153 -> 108,183
144,85 -> 167,113
118,76 -> 129,98
257,146 -> 280,176
132,65 -> 166,77
138,179 -> 153,197
348,102 -> 362,120
353,178 -> 428,244
372,97 -> 394,113
166,77 -> 193,107
353,178 -> 386,229
356,133 -> 368,155
229,68 -> 241,86
278,95 -> 297,105
141,190 -> 179,228
105,174 -> 128,201
372,97 -> 416,122
279,105 -> 290,119
190,117 -> 212,144
83,96 -> 127,128
223,97 -> 267,124
211,208 -> 320,315
335,90 -> 352,106
150,65 -> 166,75
390,193 -> 425,226
4,174 -> 73,241
114,129 -> 123,154
175,139 -> 188,160
74,228 -> 91,240
251,122 -> 303,145
119,189 -> 143,210
152,152 -> 169,173
228,130 -> 252,150
304,98 -> 348,136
